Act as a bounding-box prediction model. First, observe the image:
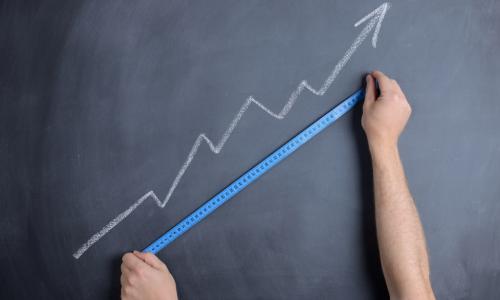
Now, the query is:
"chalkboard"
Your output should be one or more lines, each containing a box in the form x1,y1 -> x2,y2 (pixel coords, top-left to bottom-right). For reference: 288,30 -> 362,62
1,0 -> 499,299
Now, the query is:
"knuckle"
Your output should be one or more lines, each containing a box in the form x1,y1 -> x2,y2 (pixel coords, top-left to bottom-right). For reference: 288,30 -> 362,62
126,274 -> 136,285
393,93 -> 403,101
134,266 -> 146,278
386,91 -> 397,99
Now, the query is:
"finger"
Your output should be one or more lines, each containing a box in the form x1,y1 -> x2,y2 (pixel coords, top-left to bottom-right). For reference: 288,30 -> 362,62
133,251 -> 168,272
122,252 -> 148,271
363,74 -> 376,108
371,70 -> 394,94
121,262 -> 131,275
391,79 -> 404,95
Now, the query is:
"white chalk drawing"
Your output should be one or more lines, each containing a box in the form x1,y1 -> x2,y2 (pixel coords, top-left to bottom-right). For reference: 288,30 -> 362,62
73,2 -> 391,259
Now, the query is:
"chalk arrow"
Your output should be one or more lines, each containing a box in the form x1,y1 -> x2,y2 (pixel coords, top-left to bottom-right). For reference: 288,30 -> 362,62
354,2 -> 390,48
73,2 -> 391,259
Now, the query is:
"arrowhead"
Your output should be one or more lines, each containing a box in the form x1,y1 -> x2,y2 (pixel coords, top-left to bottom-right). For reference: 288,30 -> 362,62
354,2 -> 391,48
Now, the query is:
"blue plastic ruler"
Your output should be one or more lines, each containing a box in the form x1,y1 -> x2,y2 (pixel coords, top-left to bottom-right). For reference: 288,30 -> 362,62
144,88 -> 365,254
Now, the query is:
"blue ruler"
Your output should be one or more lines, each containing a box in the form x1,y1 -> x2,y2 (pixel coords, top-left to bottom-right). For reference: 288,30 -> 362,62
144,88 -> 365,254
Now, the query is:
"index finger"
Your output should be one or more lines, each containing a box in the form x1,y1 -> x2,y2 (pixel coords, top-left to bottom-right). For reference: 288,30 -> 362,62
122,252 -> 148,271
133,251 -> 168,272
371,70 -> 395,94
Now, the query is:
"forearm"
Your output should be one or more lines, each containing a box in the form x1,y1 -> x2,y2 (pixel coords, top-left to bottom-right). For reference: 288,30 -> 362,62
370,142 -> 433,299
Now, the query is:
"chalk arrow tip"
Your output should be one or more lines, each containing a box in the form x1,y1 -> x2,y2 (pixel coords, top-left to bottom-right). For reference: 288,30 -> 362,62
354,2 -> 391,48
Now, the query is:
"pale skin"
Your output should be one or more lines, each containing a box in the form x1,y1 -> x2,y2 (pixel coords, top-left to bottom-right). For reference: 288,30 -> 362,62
120,251 -> 177,300
120,70 -> 434,300
363,70 -> 435,299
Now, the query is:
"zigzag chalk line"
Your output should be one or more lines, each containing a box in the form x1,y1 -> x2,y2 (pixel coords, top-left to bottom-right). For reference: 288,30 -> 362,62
73,2 -> 390,259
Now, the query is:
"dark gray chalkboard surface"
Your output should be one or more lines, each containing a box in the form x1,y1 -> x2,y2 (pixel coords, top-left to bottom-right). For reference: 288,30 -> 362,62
1,0 -> 499,299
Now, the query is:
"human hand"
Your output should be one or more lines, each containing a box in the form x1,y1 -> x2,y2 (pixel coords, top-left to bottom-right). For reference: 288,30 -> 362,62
362,71 -> 412,151
121,251 -> 178,300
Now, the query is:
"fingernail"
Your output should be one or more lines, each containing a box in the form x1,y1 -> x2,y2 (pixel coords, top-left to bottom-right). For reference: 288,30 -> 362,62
366,74 -> 371,82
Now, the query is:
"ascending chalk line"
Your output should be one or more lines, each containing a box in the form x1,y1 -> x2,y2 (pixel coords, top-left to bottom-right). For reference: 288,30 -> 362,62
73,2 -> 391,259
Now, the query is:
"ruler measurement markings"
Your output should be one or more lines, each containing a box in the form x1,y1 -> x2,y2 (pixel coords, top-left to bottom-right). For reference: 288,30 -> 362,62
144,88 -> 364,254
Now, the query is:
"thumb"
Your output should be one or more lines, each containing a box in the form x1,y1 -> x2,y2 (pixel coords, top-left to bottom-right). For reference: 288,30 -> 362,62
363,74 -> 376,109
133,251 -> 168,272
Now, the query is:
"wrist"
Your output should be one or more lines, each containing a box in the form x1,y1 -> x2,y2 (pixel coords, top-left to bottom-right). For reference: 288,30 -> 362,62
368,138 -> 399,162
